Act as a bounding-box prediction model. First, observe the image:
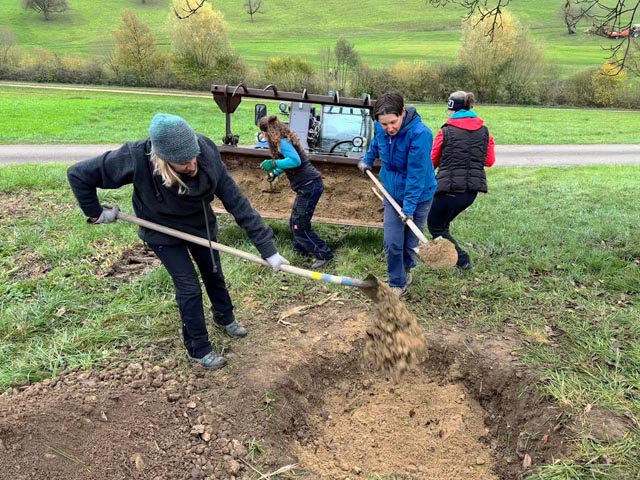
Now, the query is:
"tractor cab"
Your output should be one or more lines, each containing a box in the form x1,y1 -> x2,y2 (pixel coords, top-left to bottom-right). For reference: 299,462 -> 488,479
211,84 -> 373,159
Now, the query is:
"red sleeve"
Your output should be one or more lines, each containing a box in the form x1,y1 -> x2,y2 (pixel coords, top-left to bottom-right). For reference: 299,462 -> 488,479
431,129 -> 444,168
485,134 -> 496,167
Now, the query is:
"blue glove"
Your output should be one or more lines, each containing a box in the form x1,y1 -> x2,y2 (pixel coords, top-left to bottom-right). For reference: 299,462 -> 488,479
265,252 -> 290,273
90,205 -> 119,224
261,159 -> 277,172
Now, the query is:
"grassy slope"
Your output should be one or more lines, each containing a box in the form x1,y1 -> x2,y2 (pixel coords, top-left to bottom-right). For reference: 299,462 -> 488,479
2,84 -> 640,145
0,0 -> 617,74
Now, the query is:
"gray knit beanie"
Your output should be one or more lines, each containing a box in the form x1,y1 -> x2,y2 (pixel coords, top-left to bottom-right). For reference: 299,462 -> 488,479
149,113 -> 200,164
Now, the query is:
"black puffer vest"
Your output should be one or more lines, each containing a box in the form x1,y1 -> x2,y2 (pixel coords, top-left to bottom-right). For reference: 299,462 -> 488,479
283,148 -> 321,191
435,125 -> 489,194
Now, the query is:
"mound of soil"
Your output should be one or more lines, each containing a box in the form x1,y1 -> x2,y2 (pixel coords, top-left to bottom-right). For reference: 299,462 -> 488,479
215,163 -> 383,226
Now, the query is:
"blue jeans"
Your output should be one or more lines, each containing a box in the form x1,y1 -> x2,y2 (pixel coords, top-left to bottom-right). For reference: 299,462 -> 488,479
383,198 -> 432,288
290,178 -> 334,261
149,242 -> 234,359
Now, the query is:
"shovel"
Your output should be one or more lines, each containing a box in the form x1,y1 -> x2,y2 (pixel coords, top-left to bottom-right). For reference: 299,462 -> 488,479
116,211 -> 380,293
364,170 -> 457,269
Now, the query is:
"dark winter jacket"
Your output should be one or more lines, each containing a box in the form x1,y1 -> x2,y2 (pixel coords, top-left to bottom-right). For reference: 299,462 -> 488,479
431,110 -> 495,194
67,134 -> 277,258
361,107 -> 437,216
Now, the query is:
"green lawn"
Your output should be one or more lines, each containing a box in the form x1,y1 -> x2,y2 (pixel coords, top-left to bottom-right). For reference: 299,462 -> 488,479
0,0 -> 621,75
2,84 -> 640,145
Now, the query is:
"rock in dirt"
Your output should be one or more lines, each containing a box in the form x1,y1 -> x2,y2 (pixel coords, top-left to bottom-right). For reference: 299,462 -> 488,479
363,282 -> 426,377
418,237 -> 458,269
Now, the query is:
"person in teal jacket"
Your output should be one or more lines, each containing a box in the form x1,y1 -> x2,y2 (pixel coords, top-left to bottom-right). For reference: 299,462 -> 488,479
358,92 -> 437,296
258,115 -> 334,269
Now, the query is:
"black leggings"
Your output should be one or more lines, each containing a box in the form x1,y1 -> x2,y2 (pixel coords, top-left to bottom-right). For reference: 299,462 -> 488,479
149,242 -> 234,359
427,191 -> 478,266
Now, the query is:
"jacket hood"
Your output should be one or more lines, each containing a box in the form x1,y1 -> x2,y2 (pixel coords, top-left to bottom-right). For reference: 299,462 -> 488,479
401,106 -> 421,131
446,113 -> 485,131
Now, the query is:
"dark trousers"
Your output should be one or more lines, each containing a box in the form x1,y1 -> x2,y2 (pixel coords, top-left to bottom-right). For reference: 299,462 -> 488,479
149,242 -> 234,359
427,191 -> 478,266
290,178 -> 334,261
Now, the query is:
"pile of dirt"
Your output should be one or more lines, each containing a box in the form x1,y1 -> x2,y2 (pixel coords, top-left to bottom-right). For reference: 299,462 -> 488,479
418,237 -> 458,270
363,282 -> 426,377
216,163 -> 383,226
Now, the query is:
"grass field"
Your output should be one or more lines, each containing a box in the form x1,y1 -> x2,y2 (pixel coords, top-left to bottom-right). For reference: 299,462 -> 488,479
1,162 -> 638,478
2,83 -> 640,145
0,0 -> 621,75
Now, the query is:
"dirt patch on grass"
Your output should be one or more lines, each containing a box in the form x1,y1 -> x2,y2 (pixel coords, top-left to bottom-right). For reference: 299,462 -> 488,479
0,290 -> 581,480
90,242 -> 160,278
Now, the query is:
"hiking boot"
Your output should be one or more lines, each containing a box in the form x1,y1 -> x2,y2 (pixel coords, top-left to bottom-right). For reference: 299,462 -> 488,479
311,257 -> 333,270
190,352 -> 226,370
217,320 -> 247,338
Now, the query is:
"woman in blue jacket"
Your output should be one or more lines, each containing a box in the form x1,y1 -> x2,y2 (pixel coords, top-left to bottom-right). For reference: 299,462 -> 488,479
358,93 -> 437,296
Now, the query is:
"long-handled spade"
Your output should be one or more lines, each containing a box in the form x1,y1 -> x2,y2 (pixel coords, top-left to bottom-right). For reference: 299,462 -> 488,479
116,211 -> 379,293
115,209 -> 425,376
365,170 -> 457,270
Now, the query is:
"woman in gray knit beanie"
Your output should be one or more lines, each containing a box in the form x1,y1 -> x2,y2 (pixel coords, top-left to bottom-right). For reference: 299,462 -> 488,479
67,113 -> 289,370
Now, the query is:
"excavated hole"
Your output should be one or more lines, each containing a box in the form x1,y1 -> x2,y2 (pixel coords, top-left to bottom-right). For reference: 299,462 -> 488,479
255,326 -> 568,480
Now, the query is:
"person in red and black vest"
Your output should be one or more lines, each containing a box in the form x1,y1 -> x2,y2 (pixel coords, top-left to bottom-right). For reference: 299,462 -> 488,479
427,91 -> 496,270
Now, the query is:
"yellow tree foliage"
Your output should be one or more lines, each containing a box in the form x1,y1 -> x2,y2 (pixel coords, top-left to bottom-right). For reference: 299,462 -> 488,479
591,62 -> 626,107
170,0 -> 230,70
112,11 -> 164,82
459,10 -> 545,103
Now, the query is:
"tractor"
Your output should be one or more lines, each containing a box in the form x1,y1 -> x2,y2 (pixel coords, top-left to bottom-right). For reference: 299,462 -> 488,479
210,84 -> 374,159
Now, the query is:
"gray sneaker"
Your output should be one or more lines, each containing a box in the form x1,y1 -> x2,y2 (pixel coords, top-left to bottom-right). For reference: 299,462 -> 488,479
390,285 -> 407,297
311,257 -> 333,270
405,270 -> 413,287
191,352 -> 226,370
217,320 -> 247,338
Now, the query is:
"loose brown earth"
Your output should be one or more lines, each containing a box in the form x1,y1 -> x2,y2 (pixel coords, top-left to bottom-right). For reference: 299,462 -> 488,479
0,172 -> 589,480
213,163 -> 383,226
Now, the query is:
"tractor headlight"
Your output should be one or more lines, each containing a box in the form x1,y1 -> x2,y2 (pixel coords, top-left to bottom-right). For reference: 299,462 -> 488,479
352,136 -> 364,148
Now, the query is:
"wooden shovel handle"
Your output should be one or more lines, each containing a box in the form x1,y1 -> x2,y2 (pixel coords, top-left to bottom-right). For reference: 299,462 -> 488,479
365,170 -> 430,245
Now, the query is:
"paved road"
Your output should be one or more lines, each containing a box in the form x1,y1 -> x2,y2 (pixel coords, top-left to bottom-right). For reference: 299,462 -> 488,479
0,144 -> 640,167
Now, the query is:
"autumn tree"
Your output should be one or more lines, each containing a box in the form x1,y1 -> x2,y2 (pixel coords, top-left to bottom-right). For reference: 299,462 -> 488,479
459,10 -> 545,103
427,0 -> 640,73
111,10 -> 166,85
22,0 -> 68,21
170,0 -> 246,86
245,0 -> 264,22
319,38 -> 360,94
0,26 -> 17,65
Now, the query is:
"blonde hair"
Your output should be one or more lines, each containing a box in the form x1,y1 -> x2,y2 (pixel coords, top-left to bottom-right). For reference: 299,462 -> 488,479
150,153 -> 194,194
258,115 -> 306,160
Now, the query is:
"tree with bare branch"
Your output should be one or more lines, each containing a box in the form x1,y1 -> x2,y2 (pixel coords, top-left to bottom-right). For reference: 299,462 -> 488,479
245,0 -> 264,22
426,0 -> 640,74
22,0 -> 68,21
